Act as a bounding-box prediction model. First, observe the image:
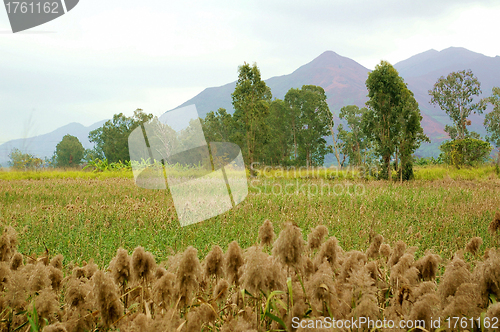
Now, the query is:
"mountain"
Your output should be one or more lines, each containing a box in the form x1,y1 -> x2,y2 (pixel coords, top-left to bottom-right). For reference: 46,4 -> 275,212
0,120 -> 106,167
3,47 -> 499,165
395,47 -> 500,152
176,51 -> 371,119
173,47 -> 500,158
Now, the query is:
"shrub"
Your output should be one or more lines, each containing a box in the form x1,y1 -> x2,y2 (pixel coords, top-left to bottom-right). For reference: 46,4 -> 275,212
414,156 -> 443,166
8,148 -> 43,170
439,138 -> 492,167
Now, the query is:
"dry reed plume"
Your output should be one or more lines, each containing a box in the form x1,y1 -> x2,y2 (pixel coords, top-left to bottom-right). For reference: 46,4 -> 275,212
0,217 -> 499,331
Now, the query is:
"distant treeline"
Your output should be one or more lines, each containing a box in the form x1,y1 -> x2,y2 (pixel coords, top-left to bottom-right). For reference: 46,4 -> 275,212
6,63 -> 500,181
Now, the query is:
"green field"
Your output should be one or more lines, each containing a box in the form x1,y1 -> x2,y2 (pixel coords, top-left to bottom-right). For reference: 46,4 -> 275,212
1,166 -> 500,331
1,166 -> 499,267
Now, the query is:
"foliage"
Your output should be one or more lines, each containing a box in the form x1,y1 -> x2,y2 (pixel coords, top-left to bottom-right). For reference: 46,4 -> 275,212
88,109 -> 153,163
484,86 -> 500,149
413,156 -> 443,166
231,63 -> 272,165
54,134 -> 85,167
8,148 -> 43,170
261,99 -> 294,165
284,85 -> 331,166
83,158 -> 132,172
201,108 -> 236,143
429,69 -> 487,140
336,105 -> 373,167
363,61 -> 429,180
439,138 -> 492,167
83,147 -> 105,162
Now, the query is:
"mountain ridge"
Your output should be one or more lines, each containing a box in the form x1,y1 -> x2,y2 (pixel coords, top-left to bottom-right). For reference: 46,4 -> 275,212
2,46 -> 499,165
0,120 -> 106,167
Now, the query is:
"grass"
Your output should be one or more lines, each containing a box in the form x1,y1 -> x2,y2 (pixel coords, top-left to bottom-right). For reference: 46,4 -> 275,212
0,168 -> 133,180
413,164 -> 499,180
1,165 -> 499,267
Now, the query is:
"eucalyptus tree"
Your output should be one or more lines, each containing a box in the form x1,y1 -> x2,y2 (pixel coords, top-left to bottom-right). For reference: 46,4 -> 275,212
364,61 -> 428,180
285,85 -> 331,167
231,62 -> 272,165
429,69 -> 486,140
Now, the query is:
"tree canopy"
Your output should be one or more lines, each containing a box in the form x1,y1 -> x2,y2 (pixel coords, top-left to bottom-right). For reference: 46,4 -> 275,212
428,69 -> 486,140
284,85 -> 331,167
484,86 -> 500,148
337,105 -> 370,167
55,134 -> 85,167
231,62 -> 272,166
89,109 -> 153,163
364,61 -> 428,180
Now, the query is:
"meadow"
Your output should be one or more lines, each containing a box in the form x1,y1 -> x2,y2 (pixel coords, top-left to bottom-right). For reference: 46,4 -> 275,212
0,165 -> 499,266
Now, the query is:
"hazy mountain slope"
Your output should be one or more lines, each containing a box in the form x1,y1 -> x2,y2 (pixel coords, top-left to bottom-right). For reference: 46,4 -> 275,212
3,47 -> 499,165
395,47 -> 500,144
0,120 -> 106,167
174,51 -> 373,119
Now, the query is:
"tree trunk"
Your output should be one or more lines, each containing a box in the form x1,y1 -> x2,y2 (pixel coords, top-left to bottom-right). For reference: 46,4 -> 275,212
328,123 -> 342,169
383,154 -> 391,180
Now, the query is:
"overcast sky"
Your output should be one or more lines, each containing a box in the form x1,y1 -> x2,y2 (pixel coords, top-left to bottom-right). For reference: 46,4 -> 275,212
1,0 -> 499,144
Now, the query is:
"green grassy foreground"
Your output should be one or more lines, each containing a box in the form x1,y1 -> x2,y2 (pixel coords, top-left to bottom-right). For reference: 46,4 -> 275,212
1,166 -> 499,267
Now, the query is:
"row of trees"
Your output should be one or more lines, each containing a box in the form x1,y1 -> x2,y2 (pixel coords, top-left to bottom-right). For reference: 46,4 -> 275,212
7,109 -> 154,170
203,62 -> 500,178
203,79 -> 333,167
202,61 -> 429,180
7,63 -> 500,178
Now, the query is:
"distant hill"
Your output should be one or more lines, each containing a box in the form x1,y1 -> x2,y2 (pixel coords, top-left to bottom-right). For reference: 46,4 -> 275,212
172,47 -> 500,158
175,51 -> 371,119
394,47 -> 500,155
3,47 -> 499,165
0,120 -> 106,167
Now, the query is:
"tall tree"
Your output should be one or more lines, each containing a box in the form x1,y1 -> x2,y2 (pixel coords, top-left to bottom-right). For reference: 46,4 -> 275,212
484,86 -> 500,149
231,63 -> 272,166
262,99 -> 293,165
429,69 -> 486,140
397,92 -> 430,180
89,109 -> 153,163
55,134 -> 85,167
337,105 -> 369,167
284,88 -> 302,160
285,85 -> 331,166
201,108 -> 236,143
364,61 -> 428,180
326,110 -> 344,168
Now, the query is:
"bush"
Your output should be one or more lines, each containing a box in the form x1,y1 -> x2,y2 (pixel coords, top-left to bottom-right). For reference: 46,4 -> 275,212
8,148 -> 43,170
414,156 -> 442,166
439,138 -> 492,167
